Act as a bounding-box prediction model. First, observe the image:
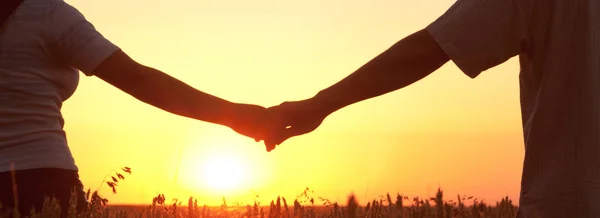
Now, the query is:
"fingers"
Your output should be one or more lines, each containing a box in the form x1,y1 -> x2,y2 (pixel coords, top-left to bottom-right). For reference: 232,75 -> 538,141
262,106 -> 285,152
263,124 -> 310,152
265,140 -> 277,152
272,126 -> 306,145
262,100 -> 311,152
251,105 -> 273,143
263,121 -> 284,152
261,103 -> 288,151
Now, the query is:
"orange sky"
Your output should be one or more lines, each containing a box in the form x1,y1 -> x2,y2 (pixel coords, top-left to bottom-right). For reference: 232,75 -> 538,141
62,0 -> 525,206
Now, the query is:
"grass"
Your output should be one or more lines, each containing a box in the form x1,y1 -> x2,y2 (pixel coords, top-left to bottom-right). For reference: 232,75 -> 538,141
0,167 -> 519,218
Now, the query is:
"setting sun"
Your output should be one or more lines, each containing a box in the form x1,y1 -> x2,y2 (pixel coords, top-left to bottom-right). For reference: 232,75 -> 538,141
200,154 -> 247,191
172,132 -> 274,200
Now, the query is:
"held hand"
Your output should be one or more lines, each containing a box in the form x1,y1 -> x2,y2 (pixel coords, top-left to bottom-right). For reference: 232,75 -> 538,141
263,98 -> 330,151
224,103 -> 271,142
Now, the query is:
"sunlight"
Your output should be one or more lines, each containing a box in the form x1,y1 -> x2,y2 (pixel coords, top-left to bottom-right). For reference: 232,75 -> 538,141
173,131 -> 276,199
200,154 -> 247,191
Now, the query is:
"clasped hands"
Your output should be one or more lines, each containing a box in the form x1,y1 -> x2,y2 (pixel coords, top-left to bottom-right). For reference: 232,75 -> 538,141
225,97 -> 333,152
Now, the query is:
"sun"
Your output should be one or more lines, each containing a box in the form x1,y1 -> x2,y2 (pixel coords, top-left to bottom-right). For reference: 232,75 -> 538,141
198,154 -> 249,192
176,133 -> 273,197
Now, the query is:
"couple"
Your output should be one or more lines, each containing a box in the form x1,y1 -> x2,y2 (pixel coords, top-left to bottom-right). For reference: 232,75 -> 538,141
1,0 -> 599,217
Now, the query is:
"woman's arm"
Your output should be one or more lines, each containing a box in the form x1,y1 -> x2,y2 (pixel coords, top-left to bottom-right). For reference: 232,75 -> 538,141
93,50 -> 268,141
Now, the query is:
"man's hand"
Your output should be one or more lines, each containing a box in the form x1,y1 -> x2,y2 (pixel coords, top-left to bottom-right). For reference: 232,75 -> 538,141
263,98 -> 331,151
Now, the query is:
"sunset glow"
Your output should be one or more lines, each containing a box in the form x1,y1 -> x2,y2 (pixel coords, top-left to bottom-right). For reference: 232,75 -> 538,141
63,0 -> 525,206
199,154 -> 248,192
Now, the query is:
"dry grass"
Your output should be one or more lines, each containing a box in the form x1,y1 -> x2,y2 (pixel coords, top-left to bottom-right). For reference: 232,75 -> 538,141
0,167 -> 518,218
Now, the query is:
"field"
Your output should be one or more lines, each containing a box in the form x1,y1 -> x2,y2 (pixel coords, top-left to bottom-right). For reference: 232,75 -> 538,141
0,168 -> 519,218
0,188 -> 519,218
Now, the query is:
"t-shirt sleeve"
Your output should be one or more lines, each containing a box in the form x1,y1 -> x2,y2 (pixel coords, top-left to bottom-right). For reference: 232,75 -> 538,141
426,0 -> 527,78
46,1 -> 119,76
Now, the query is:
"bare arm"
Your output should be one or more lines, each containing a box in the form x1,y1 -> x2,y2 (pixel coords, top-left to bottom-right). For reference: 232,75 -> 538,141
266,29 -> 450,147
268,0 -> 526,149
313,29 -> 450,115
93,50 -> 267,140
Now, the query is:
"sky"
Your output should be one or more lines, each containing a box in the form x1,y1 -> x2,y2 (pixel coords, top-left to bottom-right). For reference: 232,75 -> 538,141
62,0 -> 525,206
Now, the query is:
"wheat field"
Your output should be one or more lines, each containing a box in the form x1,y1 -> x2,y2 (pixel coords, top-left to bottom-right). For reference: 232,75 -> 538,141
0,168 -> 519,218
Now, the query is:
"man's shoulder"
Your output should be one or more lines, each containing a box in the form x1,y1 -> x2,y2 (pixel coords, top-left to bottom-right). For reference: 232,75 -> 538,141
17,0 -> 59,15
16,0 -> 85,22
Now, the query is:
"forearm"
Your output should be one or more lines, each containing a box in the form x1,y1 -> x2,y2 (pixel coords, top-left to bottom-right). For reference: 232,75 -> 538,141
95,52 -> 236,126
313,29 -> 449,114
129,65 -> 235,125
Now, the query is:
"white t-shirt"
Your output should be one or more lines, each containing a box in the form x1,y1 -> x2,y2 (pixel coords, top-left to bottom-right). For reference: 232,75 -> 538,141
0,0 -> 118,171
428,0 -> 600,217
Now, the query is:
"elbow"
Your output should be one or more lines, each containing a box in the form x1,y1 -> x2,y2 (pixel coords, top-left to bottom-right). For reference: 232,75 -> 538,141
95,50 -> 149,90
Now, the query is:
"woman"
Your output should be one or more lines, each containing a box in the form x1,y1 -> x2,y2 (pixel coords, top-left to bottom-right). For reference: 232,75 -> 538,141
0,0 -> 268,216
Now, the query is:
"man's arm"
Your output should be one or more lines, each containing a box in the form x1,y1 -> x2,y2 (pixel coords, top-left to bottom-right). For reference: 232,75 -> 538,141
265,29 -> 449,147
267,0 -> 527,149
313,29 -> 449,115
93,50 -> 267,140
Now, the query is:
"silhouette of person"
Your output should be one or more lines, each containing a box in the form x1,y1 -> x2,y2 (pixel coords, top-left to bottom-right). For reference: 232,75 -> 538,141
0,0 -> 268,217
265,0 -> 600,217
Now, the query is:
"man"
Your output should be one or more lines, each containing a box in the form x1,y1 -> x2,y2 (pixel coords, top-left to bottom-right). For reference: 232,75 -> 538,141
265,0 -> 600,217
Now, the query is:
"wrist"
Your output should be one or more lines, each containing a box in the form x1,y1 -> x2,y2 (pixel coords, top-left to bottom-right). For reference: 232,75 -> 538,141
311,90 -> 342,117
216,101 -> 239,127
